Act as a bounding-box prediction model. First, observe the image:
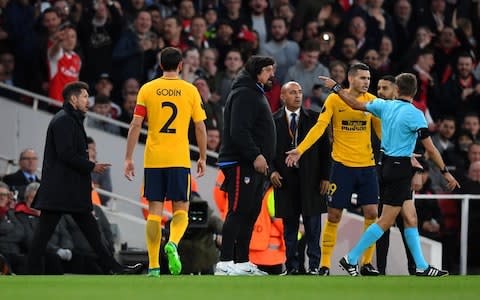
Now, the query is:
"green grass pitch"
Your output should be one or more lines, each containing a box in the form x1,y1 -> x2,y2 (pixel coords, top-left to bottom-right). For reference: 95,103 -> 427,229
1,275 -> 480,300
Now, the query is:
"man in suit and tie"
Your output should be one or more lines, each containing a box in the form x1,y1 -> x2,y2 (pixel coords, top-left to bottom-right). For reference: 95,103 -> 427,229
270,81 -> 331,274
3,149 -> 40,201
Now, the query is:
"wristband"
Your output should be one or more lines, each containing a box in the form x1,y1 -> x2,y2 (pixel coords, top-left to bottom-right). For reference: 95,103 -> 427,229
440,167 -> 449,174
413,167 -> 424,174
332,83 -> 342,94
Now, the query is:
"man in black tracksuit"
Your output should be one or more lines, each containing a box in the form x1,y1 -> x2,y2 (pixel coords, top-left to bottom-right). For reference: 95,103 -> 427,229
215,56 -> 276,275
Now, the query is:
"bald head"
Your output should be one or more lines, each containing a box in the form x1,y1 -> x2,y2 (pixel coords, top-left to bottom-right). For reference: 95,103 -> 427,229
281,81 -> 303,111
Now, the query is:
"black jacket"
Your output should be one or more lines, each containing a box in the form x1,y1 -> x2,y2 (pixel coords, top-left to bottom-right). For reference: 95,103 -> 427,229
0,210 -> 27,255
2,170 -> 40,201
32,102 -> 95,212
219,70 -> 276,165
15,209 -> 73,253
271,108 -> 331,217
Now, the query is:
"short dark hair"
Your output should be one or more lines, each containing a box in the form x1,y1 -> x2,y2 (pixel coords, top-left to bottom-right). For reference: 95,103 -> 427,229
62,81 -> 89,102
457,129 -> 474,141
59,22 -> 76,32
160,47 -> 183,71
146,4 -> 160,13
43,7 -> 60,18
395,73 -> 417,97
348,63 -> 370,77
86,136 -> 95,145
183,47 -> 200,58
271,16 -> 288,29
164,15 -> 182,27
440,115 -> 456,123
94,94 -> 110,105
244,55 -> 275,78
380,75 -> 396,84
457,51 -> 473,62
469,141 -> 480,152
302,39 -> 321,52
464,111 -> 479,120
417,47 -> 434,59
329,60 -> 347,72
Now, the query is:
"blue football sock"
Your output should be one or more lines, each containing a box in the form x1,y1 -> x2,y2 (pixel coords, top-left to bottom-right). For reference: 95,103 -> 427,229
347,223 -> 384,265
404,227 -> 428,270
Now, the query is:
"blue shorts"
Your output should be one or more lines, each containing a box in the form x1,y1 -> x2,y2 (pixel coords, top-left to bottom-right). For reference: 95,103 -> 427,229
326,161 -> 379,209
144,168 -> 191,202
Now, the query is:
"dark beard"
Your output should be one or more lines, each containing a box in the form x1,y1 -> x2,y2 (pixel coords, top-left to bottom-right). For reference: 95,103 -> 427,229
263,77 -> 274,91
272,35 -> 286,42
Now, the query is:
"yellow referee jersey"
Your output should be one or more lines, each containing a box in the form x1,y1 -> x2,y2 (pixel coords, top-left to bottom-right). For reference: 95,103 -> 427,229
298,92 -> 381,167
135,77 -> 206,168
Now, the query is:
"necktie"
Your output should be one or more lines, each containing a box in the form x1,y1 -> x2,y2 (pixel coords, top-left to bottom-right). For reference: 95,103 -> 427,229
28,176 -> 35,183
290,112 -> 297,135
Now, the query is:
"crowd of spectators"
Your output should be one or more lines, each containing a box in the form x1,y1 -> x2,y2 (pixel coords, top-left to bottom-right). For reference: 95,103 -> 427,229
1,0 -> 480,274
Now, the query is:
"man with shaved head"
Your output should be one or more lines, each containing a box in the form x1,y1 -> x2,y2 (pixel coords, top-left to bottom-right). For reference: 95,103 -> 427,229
270,81 -> 331,275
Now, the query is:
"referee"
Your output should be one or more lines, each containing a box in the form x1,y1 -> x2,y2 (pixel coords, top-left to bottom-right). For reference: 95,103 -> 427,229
319,73 -> 459,277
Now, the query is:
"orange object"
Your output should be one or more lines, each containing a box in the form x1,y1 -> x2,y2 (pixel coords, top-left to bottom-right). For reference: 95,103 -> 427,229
249,187 -> 286,266
91,183 -> 101,206
213,170 -> 228,220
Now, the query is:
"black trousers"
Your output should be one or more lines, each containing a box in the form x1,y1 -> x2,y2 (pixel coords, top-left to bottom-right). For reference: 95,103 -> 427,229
219,165 -> 266,262
283,215 -> 321,271
27,210 -> 122,274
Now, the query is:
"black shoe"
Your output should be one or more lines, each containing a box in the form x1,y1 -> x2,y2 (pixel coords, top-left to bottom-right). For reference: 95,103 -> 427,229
306,268 -> 319,275
415,265 -> 449,277
286,268 -> 301,275
318,266 -> 330,276
360,263 -> 380,276
0,254 -> 12,275
112,263 -> 144,275
339,256 -> 359,276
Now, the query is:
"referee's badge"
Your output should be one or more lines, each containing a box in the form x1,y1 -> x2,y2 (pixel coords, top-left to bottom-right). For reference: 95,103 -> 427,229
244,176 -> 251,184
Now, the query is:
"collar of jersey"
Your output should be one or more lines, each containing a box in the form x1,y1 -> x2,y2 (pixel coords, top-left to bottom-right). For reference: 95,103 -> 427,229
161,76 -> 179,80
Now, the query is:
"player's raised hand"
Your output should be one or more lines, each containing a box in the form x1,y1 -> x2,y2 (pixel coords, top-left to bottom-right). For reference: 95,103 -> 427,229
285,148 -> 301,167
197,158 -> 206,178
124,159 -> 135,181
318,76 -> 336,89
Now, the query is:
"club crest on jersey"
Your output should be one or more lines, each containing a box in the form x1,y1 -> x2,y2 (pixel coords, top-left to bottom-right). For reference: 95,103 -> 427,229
244,176 -> 251,184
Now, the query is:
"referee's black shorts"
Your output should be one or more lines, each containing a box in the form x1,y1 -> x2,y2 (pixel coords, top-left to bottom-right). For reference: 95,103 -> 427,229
379,155 -> 413,207
220,164 -> 266,214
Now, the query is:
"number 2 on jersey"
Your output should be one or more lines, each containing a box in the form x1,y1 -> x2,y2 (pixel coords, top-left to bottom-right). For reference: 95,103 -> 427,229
159,101 -> 177,133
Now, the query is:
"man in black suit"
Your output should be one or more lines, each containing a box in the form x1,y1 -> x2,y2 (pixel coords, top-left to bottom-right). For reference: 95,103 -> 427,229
26,81 -> 142,275
270,81 -> 331,275
3,149 -> 40,201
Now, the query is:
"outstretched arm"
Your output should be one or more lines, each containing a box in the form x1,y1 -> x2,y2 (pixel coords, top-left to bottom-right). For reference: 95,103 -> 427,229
318,76 -> 368,111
